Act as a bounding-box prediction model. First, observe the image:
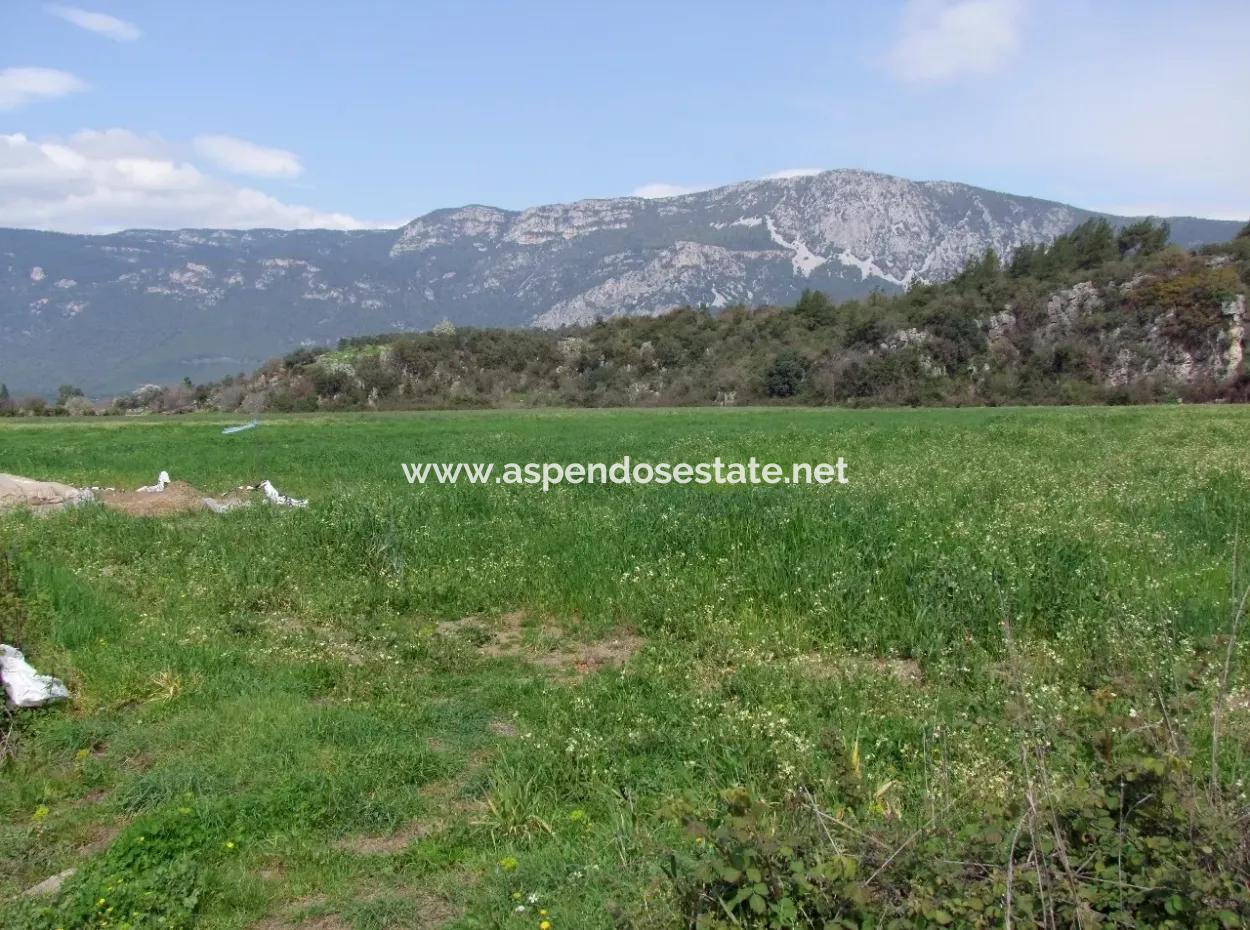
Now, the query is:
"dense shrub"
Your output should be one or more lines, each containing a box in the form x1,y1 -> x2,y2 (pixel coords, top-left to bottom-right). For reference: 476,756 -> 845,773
663,692 -> 1250,930
764,351 -> 806,398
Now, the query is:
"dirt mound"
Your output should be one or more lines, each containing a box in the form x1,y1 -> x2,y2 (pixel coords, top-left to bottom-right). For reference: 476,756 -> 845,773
0,473 -> 93,514
1,472 -> 303,518
96,481 -> 248,517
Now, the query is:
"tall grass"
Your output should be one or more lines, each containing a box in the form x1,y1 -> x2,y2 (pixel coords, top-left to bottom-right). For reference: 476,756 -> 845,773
1,406 -> 1248,928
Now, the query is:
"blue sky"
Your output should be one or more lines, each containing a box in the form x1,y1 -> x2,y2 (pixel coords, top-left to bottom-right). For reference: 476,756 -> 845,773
2,0 -> 1248,232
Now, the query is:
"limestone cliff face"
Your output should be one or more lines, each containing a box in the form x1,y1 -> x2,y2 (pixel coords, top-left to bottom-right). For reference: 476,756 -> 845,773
0,169 -> 1240,393
388,170 -> 1096,328
974,277 -> 1248,389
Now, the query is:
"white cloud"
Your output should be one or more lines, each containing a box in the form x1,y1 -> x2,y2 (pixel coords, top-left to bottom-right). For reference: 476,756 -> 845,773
0,67 -> 88,110
193,134 -> 303,179
0,130 -> 375,232
45,5 -> 141,41
763,168 -> 824,180
888,0 -> 1024,83
631,182 -> 705,199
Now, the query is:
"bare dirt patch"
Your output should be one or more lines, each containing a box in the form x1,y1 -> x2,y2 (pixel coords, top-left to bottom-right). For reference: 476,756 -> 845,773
556,634 -> 645,675
251,896 -> 339,930
371,892 -> 461,928
353,885 -> 465,928
77,821 -> 123,856
252,891 -> 457,930
96,481 -> 249,517
76,787 -> 110,806
253,912 -> 350,930
437,611 -> 643,677
405,896 -> 461,927
332,819 -> 436,856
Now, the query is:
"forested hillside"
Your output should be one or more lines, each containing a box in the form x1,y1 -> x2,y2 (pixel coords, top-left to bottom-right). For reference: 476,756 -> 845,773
6,219 -> 1248,416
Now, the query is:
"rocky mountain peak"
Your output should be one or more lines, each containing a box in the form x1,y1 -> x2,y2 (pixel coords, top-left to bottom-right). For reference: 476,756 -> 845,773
0,169 -> 1240,394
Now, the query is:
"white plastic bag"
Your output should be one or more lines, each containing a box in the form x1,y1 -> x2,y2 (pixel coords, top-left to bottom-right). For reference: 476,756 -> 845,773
260,480 -> 308,508
136,470 -> 171,493
0,644 -> 70,708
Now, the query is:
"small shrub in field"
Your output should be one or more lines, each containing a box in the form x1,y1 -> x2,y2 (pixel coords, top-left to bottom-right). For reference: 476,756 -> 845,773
896,752 -> 1250,929
664,699 -> 1250,930
668,787 -> 871,929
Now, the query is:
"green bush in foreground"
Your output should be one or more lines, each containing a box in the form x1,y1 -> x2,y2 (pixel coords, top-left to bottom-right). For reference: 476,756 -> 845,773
665,693 -> 1250,930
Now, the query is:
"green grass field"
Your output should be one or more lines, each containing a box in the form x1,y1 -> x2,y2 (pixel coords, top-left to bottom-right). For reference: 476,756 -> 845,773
2,407 -> 1249,929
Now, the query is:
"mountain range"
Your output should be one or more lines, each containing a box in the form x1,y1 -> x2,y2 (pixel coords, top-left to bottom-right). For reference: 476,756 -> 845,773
0,169 -> 1240,395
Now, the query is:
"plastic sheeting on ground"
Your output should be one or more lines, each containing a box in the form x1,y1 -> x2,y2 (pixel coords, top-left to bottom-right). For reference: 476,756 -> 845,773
260,479 -> 308,508
136,470 -> 171,493
0,474 -> 94,514
1,644 -> 70,708
1,470 -> 309,517
202,496 -> 251,514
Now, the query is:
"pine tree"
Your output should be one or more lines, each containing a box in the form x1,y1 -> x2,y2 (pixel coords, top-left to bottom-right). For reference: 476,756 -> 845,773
1069,219 -> 1118,269
795,288 -> 829,312
57,384 -> 84,405
1009,243 -> 1038,277
1117,218 -> 1170,257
